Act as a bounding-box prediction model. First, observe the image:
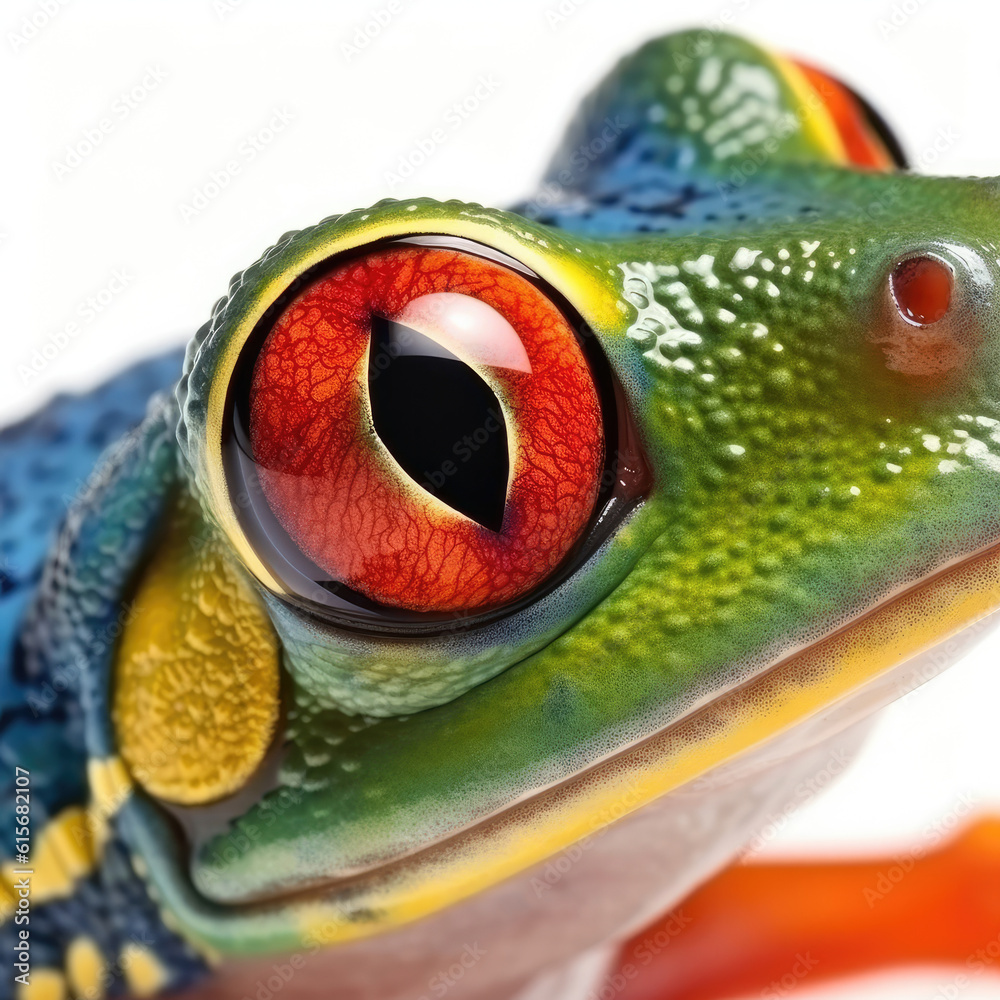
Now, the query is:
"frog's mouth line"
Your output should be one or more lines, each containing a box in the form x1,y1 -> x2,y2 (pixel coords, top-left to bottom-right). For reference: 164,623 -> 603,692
144,536 -> 1000,955
297,537 -> 1000,893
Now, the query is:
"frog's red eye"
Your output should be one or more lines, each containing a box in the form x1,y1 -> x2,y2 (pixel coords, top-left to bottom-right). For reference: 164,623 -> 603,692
241,243 -> 604,615
890,254 -> 953,326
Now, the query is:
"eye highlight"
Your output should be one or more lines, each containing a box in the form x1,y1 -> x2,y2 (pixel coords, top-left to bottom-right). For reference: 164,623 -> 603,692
242,242 -> 605,615
890,254 -> 954,326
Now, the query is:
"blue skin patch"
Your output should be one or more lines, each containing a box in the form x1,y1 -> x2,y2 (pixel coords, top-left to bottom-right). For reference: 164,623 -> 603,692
0,350 -> 208,998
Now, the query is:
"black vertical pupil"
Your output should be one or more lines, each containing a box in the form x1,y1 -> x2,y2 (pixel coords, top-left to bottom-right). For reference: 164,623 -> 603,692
368,315 -> 509,531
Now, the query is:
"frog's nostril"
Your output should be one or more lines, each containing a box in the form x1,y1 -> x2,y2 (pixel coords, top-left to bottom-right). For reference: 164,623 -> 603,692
890,255 -> 954,326
870,250 -> 979,384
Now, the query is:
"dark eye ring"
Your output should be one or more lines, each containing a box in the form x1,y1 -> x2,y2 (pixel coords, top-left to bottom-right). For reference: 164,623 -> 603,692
222,235 -> 650,635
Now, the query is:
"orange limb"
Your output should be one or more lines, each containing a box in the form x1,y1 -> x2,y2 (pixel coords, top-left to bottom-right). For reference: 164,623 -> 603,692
613,818 -> 1000,1000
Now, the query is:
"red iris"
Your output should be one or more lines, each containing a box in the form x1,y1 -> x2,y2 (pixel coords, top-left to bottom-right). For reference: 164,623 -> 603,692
248,245 -> 604,613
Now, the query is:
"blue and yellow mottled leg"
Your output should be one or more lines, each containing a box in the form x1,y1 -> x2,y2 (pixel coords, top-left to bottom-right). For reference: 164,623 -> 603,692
0,353 -> 209,999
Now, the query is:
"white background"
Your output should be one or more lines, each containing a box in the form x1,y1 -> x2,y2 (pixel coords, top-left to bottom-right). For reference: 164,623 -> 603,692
4,2 -> 1000,997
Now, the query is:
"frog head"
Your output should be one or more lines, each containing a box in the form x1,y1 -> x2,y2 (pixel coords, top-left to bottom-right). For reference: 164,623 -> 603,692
104,30 -> 1000,996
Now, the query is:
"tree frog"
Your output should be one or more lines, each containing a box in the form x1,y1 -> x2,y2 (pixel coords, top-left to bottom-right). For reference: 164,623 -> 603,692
2,28 -> 999,1000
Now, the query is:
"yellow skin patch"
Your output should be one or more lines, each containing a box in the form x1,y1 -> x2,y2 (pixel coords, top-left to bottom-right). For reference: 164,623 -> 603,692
15,970 -> 66,1000
768,51 -> 849,163
2,808 -> 93,908
87,757 -> 132,818
113,491 -> 281,805
0,759 -> 132,927
85,756 -> 133,855
65,937 -> 106,999
121,943 -> 169,997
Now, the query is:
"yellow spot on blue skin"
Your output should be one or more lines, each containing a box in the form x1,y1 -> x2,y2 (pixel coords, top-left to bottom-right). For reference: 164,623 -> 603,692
86,757 -> 132,852
0,877 -> 18,924
15,969 -> 66,1000
2,808 -> 95,906
66,937 -> 106,999
121,944 -> 168,998
88,757 -> 132,818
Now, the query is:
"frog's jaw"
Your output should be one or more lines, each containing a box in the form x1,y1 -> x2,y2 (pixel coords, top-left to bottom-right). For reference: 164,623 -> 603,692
129,715 -> 881,1000
125,537 -> 1000,962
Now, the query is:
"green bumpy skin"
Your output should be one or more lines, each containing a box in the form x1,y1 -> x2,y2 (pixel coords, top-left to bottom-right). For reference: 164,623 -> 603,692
178,189 -> 1000,910
10,29 -> 999,974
